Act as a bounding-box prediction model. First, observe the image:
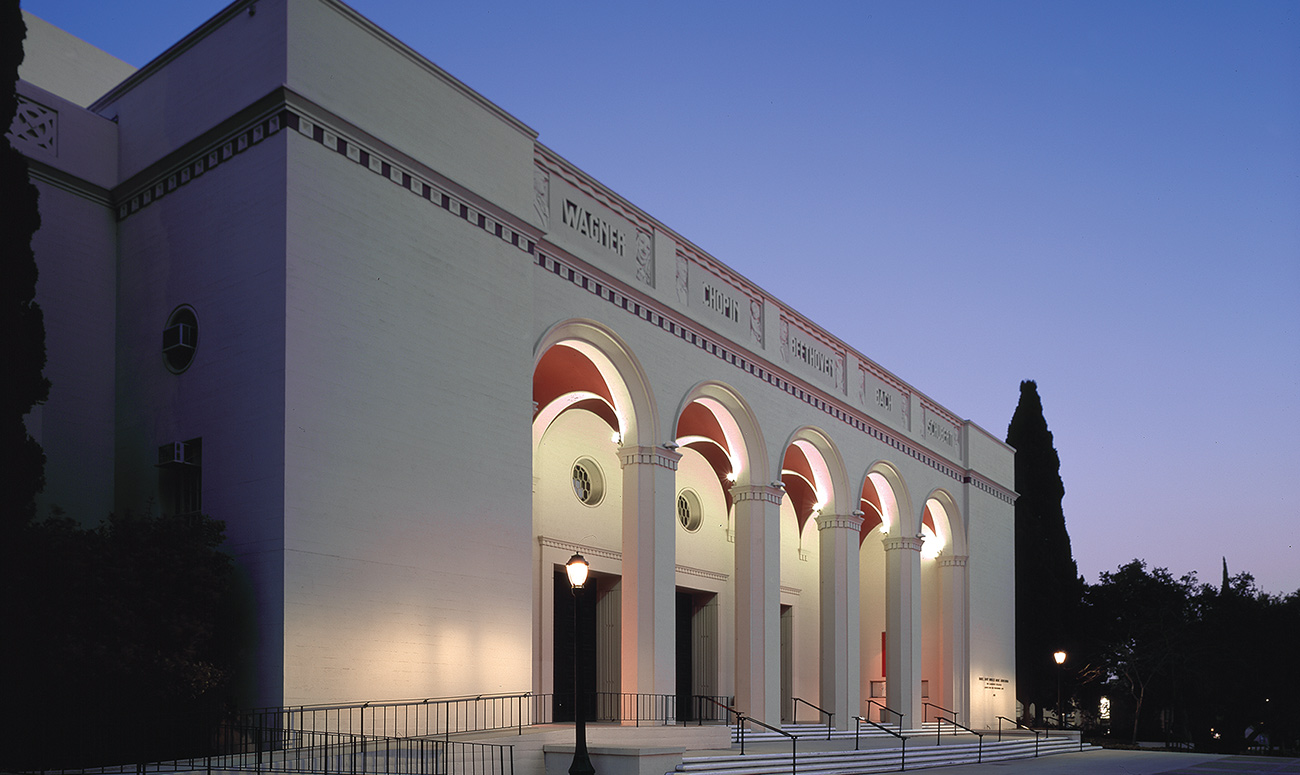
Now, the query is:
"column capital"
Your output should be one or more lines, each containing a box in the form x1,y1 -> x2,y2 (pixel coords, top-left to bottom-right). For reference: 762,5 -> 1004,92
815,512 -> 865,532
729,484 -> 785,505
618,445 -> 681,471
882,535 -> 925,553
939,555 -> 969,567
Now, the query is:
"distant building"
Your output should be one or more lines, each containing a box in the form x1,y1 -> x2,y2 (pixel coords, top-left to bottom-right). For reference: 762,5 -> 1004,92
13,0 -> 1016,730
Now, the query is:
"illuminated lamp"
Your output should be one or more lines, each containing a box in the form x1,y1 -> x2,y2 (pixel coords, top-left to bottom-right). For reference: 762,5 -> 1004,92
565,552 -> 594,775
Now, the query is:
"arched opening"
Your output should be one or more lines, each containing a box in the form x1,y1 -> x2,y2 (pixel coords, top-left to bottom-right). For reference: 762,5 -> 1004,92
858,465 -> 908,721
777,429 -> 848,723
672,383 -> 766,721
532,321 -> 657,717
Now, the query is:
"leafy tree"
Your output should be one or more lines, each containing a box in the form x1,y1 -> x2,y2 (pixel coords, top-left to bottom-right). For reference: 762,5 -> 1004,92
1185,570 -> 1298,753
0,0 -> 49,529
1007,380 -> 1082,724
1081,560 -> 1196,743
2,510 -> 241,770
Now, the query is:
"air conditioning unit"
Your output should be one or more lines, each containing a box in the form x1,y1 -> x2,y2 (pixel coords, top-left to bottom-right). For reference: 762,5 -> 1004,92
162,322 -> 196,353
157,439 -> 201,467
158,441 -> 186,466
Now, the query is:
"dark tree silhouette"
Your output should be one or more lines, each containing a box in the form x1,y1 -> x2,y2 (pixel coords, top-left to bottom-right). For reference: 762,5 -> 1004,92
0,0 -> 48,528
1007,380 -> 1081,725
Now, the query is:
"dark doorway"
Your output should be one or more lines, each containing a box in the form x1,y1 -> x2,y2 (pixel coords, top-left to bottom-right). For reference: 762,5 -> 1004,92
676,591 -> 694,721
554,569 -> 598,722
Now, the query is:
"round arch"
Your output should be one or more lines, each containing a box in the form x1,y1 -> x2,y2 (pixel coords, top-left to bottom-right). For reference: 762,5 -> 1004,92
779,426 -> 851,518
674,381 -> 768,489
922,488 -> 966,558
533,319 -> 659,449
857,460 -> 915,541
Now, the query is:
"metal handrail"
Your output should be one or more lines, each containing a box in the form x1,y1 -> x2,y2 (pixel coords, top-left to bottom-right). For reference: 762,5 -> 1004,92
853,714 -> 909,769
996,716 -> 1041,757
693,696 -> 739,726
736,714 -> 798,775
922,701 -> 958,725
865,699 -> 905,728
934,717 -> 984,762
791,697 -> 834,739
75,726 -> 517,775
241,691 -> 684,741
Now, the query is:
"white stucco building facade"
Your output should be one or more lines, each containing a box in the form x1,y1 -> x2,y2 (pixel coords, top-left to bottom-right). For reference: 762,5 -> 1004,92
13,0 -> 1017,731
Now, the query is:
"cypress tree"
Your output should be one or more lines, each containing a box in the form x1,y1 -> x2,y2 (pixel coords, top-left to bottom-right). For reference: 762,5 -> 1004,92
1007,380 -> 1080,724
0,0 -> 48,528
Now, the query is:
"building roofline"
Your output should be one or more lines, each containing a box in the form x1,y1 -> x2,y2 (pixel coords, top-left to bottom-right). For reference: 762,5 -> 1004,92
90,0 -> 538,142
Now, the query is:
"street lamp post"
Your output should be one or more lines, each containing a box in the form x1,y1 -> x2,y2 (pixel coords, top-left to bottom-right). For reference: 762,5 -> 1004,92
1053,650 -> 1067,729
566,553 -> 595,775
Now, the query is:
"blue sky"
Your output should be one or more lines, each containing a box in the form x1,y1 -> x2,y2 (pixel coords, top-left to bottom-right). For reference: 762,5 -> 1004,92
21,1 -> 1300,594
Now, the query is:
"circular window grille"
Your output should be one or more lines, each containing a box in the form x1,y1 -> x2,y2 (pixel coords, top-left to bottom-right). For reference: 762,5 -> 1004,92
571,458 -> 605,506
162,305 -> 199,374
677,489 -> 702,532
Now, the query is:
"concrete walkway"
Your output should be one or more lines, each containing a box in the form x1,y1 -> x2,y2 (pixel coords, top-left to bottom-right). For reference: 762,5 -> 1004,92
900,750 -> 1299,774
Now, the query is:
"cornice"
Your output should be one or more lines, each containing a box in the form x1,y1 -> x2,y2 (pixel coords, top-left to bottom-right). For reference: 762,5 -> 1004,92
538,536 -> 619,562
816,513 -> 865,532
618,445 -> 681,471
729,485 -> 785,505
98,90 -> 1016,503
882,535 -> 925,553
24,159 -> 112,207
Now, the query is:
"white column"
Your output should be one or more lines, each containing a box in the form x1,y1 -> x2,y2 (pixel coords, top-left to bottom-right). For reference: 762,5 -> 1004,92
731,483 -> 783,725
940,555 -> 970,724
619,445 -> 680,701
817,512 -> 864,729
884,534 -> 923,729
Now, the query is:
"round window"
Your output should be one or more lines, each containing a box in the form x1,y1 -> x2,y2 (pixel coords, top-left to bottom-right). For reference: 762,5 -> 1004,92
677,489 -> 702,532
571,457 -> 605,506
162,305 -> 199,373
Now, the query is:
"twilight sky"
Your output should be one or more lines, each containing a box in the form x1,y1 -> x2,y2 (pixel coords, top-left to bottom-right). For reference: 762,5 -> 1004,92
21,1 -> 1299,594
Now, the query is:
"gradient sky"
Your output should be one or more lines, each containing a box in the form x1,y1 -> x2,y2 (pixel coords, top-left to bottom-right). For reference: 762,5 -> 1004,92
20,1 -> 1300,594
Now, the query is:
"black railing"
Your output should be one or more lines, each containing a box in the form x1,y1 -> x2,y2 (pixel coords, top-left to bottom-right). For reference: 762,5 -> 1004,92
996,716 -> 1041,757
735,714 -> 798,774
935,717 -> 983,762
922,701 -> 957,725
866,699 -> 905,728
791,697 -> 834,739
853,714 -> 909,767
32,728 -> 514,775
692,696 -> 739,725
243,691 -> 687,741
242,693 -> 535,740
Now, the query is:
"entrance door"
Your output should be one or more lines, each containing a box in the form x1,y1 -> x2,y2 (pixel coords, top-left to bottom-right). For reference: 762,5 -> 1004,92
780,604 -> 793,723
553,569 -> 598,722
675,590 -> 719,722
676,591 -> 694,721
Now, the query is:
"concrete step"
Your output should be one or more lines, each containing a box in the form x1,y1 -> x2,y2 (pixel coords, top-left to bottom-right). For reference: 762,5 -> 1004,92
679,738 -> 1101,775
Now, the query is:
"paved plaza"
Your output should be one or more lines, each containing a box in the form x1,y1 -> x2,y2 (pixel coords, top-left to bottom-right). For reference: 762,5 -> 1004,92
913,751 -> 1300,775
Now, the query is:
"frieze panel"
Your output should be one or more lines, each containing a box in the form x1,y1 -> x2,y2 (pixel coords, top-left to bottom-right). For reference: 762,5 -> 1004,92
922,404 -> 961,454
676,250 -> 763,347
858,365 -> 911,430
779,315 -> 845,394
548,175 -> 649,286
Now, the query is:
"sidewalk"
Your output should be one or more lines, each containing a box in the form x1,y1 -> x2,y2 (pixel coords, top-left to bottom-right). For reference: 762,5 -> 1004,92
903,750 -> 1300,774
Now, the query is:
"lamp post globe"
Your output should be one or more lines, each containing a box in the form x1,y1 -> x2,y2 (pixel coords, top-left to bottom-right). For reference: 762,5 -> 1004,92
566,553 -> 595,775
1053,651 -> 1067,729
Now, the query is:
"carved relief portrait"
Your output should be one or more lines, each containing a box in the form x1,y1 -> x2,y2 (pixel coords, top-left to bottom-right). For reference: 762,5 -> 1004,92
533,168 -> 550,228
779,318 -> 790,363
749,298 -> 764,345
675,254 -> 689,304
635,230 -> 653,286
